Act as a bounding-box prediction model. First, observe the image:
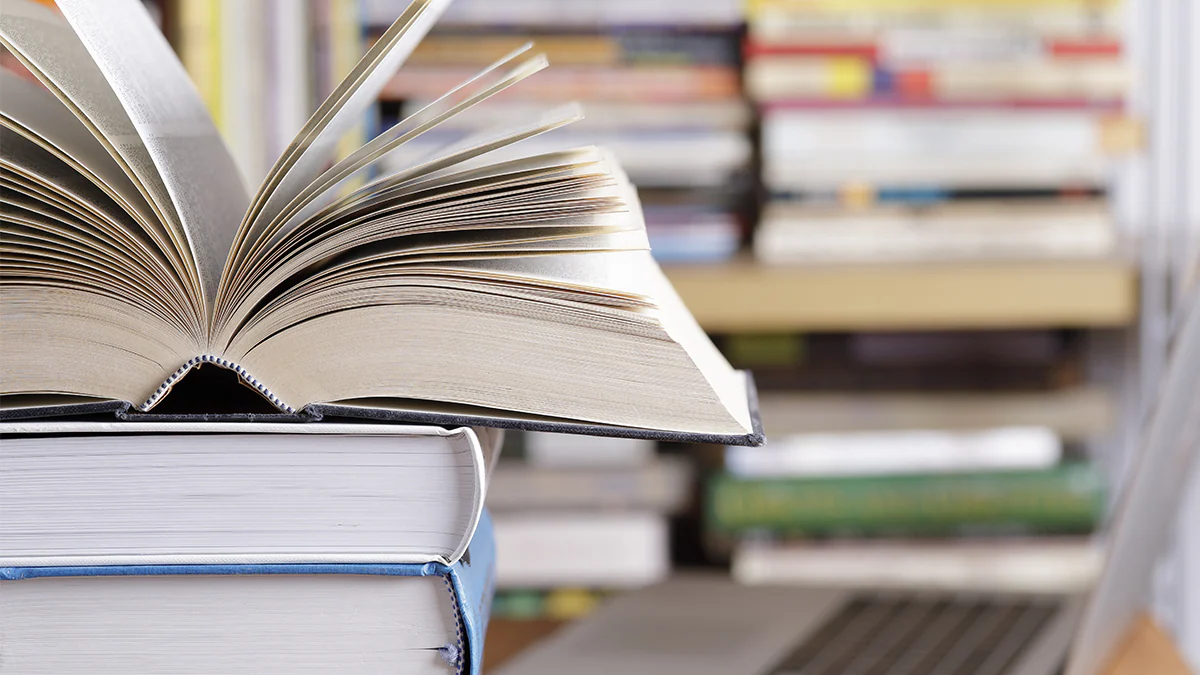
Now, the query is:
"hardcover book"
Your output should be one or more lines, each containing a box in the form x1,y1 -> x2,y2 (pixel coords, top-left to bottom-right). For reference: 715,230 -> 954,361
0,0 -> 761,445
0,421 -> 501,567
0,511 -> 497,675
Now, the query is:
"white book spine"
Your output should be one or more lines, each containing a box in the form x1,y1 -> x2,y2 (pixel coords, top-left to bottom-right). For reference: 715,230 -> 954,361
733,538 -> 1105,594
726,426 -> 1062,478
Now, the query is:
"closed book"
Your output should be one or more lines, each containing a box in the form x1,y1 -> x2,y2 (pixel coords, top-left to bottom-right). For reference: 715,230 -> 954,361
379,0 -> 743,28
0,512 -> 496,675
751,10 -> 1122,48
493,511 -> 670,589
744,36 -> 1122,62
747,56 -> 1128,102
522,431 -> 657,468
754,387 -> 1114,441
763,109 -> 1116,189
380,65 -> 742,102
732,536 -> 1104,594
397,100 -> 753,132
486,456 -> 692,512
404,31 -> 738,68
376,130 -> 752,189
647,218 -> 742,264
754,199 -> 1118,262
708,463 -> 1106,537
725,426 -> 1062,478
0,421 -> 501,567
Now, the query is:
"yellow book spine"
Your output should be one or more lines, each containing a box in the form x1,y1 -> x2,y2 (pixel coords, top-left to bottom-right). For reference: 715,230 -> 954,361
332,0 -> 366,183
826,57 -> 872,98
177,0 -> 222,132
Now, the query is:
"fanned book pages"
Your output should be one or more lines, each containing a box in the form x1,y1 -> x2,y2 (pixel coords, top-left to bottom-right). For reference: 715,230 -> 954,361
0,0 -> 761,444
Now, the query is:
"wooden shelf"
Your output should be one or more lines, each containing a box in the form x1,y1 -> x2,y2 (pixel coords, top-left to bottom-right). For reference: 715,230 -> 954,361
665,258 -> 1139,332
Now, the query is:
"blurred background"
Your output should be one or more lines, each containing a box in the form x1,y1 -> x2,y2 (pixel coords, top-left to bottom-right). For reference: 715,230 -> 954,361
139,0 -> 1197,669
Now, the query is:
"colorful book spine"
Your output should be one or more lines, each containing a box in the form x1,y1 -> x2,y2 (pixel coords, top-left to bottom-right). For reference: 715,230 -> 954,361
746,0 -> 1120,12
175,0 -> 222,129
708,463 -> 1105,537
332,0 -> 368,177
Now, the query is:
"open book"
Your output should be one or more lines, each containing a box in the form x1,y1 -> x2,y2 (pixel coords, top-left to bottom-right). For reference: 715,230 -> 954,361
0,0 -> 760,443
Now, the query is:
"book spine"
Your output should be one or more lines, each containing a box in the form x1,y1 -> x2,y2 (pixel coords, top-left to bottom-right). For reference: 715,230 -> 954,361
406,31 -> 737,67
380,66 -> 742,102
176,0 -> 222,127
332,0 -> 368,176
748,57 -> 1127,101
744,37 -> 1122,61
447,510 -> 496,675
1,535 -> 497,675
708,463 -> 1106,537
746,0 -> 1121,14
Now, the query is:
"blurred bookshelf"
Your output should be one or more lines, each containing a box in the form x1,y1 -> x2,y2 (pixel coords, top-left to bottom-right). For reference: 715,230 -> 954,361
145,0 -> 1200,670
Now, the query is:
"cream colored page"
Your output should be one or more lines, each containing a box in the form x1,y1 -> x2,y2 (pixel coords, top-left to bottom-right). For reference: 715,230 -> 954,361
265,49 -> 549,252
0,70 -> 160,234
237,0 -> 452,264
0,0 -> 192,292
56,0 -> 248,318
304,104 -> 586,232
643,259 -> 753,433
0,126 -> 142,238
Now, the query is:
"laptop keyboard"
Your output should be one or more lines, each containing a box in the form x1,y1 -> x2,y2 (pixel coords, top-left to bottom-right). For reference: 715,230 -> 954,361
769,596 -> 1061,675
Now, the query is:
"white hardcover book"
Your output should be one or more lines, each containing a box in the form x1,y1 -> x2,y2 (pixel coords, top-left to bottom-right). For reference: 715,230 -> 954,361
486,456 -> 692,512
0,421 -> 502,566
524,431 -> 657,468
755,388 -> 1114,442
493,511 -> 669,589
726,426 -> 1061,478
749,7 -> 1123,44
732,537 -> 1104,594
754,199 -> 1118,262
763,110 -> 1115,190
747,58 -> 1128,102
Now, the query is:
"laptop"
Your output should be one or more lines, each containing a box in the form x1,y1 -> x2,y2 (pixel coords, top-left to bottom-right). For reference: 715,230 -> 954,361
493,289 -> 1200,675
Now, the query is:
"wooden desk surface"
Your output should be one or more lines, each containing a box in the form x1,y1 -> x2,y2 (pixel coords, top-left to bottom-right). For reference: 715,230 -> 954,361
483,619 -> 566,673
1104,614 -> 1193,675
483,613 -> 1193,674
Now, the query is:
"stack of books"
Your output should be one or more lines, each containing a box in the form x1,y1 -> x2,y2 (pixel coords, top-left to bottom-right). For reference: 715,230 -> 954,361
0,0 -> 762,671
707,330 -> 1112,594
2,423 -> 502,672
487,432 -> 692,617
743,0 -> 1130,264
364,0 -> 752,264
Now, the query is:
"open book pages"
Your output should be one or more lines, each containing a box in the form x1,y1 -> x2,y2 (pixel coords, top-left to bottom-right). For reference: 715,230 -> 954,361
0,0 -> 755,439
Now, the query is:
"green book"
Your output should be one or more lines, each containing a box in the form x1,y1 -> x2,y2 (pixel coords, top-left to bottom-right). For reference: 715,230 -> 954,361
708,463 -> 1105,538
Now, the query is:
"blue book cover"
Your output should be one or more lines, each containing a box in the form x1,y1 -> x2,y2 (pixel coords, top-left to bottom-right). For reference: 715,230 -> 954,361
1,511 -> 497,675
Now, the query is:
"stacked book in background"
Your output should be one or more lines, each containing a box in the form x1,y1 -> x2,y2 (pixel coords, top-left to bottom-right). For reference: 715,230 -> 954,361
707,329 -> 1113,593
173,0 -> 366,186
487,432 -> 692,621
744,0 -> 1130,263
364,0 -> 752,264
718,329 -> 1091,392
